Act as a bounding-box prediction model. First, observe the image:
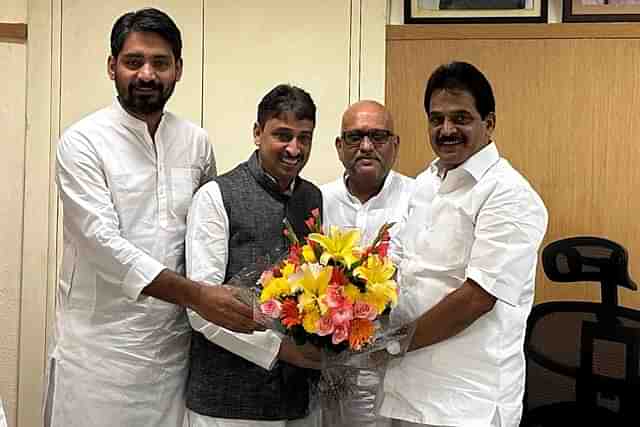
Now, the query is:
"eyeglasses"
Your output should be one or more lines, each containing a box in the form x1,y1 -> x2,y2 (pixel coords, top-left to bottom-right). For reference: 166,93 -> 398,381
341,129 -> 396,147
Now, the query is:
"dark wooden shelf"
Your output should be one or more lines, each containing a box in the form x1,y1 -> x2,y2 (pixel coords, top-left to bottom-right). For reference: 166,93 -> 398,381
387,22 -> 640,40
0,23 -> 27,42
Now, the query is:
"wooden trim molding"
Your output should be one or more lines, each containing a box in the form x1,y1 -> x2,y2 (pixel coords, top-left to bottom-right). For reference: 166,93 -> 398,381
0,23 -> 27,42
387,23 -> 640,40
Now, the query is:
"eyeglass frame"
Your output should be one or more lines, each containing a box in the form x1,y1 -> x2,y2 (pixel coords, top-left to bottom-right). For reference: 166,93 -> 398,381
339,128 -> 398,148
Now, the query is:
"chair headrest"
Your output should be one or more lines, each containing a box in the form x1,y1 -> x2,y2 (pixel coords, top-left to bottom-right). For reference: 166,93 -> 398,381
542,236 -> 637,291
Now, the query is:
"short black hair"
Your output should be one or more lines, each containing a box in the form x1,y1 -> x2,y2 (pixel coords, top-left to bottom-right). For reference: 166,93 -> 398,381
257,84 -> 316,129
110,8 -> 182,61
424,61 -> 495,119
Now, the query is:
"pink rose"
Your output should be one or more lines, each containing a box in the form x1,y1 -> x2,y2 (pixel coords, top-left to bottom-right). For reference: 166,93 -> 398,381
330,305 -> 353,326
325,284 -> 346,308
317,315 -> 334,336
353,301 -> 377,320
332,323 -> 350,345
260,300 -> 282,318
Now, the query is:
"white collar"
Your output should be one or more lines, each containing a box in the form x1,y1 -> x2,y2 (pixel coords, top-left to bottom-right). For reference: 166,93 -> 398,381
342,170 -> 396,203
111,97 -> 166,132
429,142 -> 500,182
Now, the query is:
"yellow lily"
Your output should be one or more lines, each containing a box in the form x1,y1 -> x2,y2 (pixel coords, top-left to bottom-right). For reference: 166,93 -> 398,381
281,261 -> 296,279
259,261 -> 303,303
308,226 -> 361,268
302,308 -> 321,333
354,255 -> 398,312
365,282 -> 398,313
354,254 -> 395,284
343,283 -> 363,303
259,277 -> 291,303
302,244 -> 317,263
296,264 -> 333,316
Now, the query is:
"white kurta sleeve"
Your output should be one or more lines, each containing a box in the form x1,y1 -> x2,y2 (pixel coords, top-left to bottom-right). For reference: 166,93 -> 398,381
56,130 -> 166,301
466,183 -> 548,307
0,398 -> 6,427
186,181 -> 282,370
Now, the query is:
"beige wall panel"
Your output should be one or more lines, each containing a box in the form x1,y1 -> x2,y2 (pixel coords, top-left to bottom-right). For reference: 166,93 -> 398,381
203,0 -> 351,184
60,0 -> 203,131
18,0 -> 56,425
0,0 -> 26,22
360,0 -> 387,102
387,26 -> 640,308
0,6 -> 27,426
0,41 -> 27,427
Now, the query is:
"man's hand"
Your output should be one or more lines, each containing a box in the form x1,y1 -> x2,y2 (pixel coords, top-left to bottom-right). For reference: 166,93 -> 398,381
191,283 -> 265,334
277,339 -> 322,370
143,270 -> 265,334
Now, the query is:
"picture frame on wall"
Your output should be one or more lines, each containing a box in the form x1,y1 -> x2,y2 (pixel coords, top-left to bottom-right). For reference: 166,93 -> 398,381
404,0 -> 548,24
564,0 -> 640,22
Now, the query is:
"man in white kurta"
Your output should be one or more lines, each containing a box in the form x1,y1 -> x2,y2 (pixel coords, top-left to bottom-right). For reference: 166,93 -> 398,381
47,8 -> 259,427
320,101 -> 416,426
380,62 -> 548,427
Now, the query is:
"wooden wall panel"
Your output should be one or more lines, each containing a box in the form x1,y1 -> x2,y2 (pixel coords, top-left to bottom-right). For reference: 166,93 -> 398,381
0,23 -> 26,42
387,24 -> 640,308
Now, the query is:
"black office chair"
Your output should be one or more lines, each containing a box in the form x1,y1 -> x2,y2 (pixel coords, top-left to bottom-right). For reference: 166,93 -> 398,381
522,237 -> 640,427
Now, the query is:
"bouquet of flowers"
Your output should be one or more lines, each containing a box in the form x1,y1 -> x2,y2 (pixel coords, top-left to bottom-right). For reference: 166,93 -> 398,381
256,208 -> 400,355
227,209 -> 413,426
241,209 -> 414,427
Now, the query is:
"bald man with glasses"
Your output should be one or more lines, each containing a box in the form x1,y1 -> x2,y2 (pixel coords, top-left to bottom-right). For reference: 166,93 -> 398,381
319,100 -> 417,425
322,100 -> 416,246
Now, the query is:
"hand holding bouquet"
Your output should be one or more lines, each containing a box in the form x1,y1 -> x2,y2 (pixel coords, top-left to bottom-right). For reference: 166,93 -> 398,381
227,209 -> 413,426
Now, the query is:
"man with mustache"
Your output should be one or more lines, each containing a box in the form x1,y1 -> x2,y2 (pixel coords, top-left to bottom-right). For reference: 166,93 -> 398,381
379,62 -> 548,427
319,100 -> 416,426
184,84 -> 323,427
322,100 -> 416,246
49,8 -> 260,427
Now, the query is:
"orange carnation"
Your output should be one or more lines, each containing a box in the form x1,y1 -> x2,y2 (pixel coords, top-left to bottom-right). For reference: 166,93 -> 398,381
348,318 -> 375,350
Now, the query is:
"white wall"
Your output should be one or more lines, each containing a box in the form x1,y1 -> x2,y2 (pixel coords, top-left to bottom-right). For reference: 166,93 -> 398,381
0,2 -> 27,426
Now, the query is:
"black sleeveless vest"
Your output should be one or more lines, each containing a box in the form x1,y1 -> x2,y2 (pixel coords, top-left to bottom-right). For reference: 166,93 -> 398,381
186,151 -> 322,420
